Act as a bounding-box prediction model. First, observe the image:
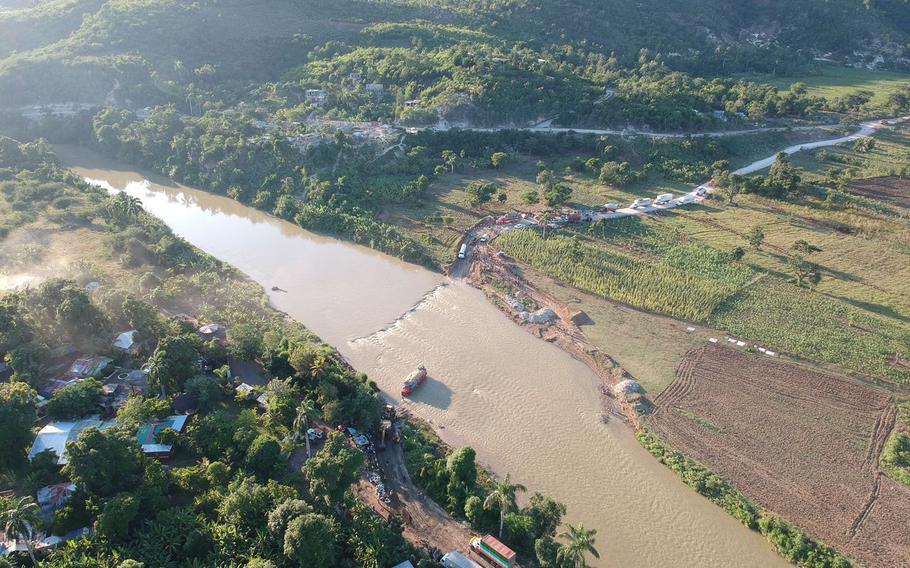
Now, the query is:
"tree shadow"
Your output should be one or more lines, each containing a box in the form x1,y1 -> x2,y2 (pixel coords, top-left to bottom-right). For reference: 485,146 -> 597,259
839,297 -> 910,324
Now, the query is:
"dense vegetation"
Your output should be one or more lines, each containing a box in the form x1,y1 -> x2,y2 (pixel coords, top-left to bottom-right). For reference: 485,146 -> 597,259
0,137 -> 589,567
638,430 -> 853,568
401,422 -> 578,567
0,140 -> 410,566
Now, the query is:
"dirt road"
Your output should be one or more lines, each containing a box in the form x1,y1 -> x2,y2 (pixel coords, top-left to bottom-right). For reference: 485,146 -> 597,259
355,420 -> 477,558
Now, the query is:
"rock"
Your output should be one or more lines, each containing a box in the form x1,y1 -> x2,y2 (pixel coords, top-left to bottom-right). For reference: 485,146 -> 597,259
520,307 -> 557,324
613,379 -> 643,399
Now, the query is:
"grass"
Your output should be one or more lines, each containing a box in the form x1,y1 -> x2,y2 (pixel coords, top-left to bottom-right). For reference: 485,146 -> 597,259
744,64 -> 910,106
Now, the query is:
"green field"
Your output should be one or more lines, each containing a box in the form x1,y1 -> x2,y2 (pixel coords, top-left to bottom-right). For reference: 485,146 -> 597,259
746,64 -> 910,105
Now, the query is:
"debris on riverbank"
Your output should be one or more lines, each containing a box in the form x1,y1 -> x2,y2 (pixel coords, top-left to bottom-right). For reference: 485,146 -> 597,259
463,238 -> 643,426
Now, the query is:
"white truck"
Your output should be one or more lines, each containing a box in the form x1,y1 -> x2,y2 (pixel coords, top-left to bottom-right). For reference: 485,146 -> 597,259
631,198 -> 652,209
458,243 -> 468,259
441,551 -> 483,568
677,194 -> 696,205
655,193 -> 674,204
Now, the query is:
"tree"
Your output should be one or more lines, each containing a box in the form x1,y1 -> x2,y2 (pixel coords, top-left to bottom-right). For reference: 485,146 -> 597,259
0,382 -> 37,470
184,375 -> 224,411
497,191 -> 508,204
441,150 -> 461,173
445,447 -> 477,512
789,254 -> 821,288
303,432 -> 363,507
263,378 -> 300,431
484,473 -> 526,538
267,499 -> 312,540
791,240 -> 821,255
557,524 -> 600,568
747,226 -> 765,250
536,169 -> 555,191
5,343 -> 48,385
467,182 -> 497,207
283,513 -> 338,567
105,193 -> 144,226
538,211 -> 552,240
724,174 -> 743,205
523,190 -> 540,205
116,395 -> 172,432
543,184 -> 572,207
228,323 -> 262,361
96,494 -> 140,543
599,161 -> 635,187
121,296 -> 164,341
46,378 -> 103,420
490,152 -> 509,168
147,334 -> 201,396
1,497 -> 40,564
767,153 -> 800,195
63,428 -> 145,497
525,493 -> 567,539
246,434 -> 284,479
293,399 -> 317,458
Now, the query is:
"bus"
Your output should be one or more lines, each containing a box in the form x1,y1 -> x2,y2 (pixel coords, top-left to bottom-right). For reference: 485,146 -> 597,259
458,243 -> 468,259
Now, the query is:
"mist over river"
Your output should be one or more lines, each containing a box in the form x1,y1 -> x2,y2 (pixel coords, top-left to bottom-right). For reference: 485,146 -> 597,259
56,145 -> 787,568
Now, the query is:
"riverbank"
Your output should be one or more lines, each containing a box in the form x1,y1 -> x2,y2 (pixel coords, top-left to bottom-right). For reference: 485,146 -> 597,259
58,146 -> 791,568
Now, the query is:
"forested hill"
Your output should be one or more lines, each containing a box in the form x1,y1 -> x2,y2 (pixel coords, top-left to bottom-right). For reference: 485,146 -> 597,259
0,0 -> 908,108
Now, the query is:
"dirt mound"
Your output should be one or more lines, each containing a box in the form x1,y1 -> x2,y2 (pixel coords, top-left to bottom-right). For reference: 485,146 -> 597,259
647,344 -> 910,568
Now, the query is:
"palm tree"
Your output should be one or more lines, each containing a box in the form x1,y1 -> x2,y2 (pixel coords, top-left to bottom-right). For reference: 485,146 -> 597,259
105,193 -> 144,226
1,496 -> 41,564
538,210 -> 551,240
556,524 -> 600,568
309,350 -> 332,381
483,473 -> 526,538
293,399 -> 317,458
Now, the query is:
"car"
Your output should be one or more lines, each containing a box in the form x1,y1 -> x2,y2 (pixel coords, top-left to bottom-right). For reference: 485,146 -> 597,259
479,234 -> 489,243
602,203 -> 620,212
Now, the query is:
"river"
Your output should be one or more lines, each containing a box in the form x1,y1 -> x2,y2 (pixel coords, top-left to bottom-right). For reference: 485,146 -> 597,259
55,145 -> 788,568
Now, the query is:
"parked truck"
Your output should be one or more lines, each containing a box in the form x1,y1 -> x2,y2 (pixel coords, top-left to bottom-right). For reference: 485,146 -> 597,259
471,535 -> 517,568
631,198 -> 652,209
458,243 -> 467,259
441,551 -> 482,568
655,193 -> 674,204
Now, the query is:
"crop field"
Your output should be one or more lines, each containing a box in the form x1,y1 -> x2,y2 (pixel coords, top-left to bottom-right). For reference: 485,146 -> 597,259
744,64 -> 910,106
494,230 -> 739,321
647,344 -> 910,568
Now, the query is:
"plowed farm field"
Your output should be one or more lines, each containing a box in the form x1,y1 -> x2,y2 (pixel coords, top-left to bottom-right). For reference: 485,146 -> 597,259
647,344 -> 910,568
847,176 -> 910,210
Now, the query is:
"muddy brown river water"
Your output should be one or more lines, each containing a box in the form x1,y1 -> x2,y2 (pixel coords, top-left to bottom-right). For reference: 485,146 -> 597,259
56,145 -> 788,568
